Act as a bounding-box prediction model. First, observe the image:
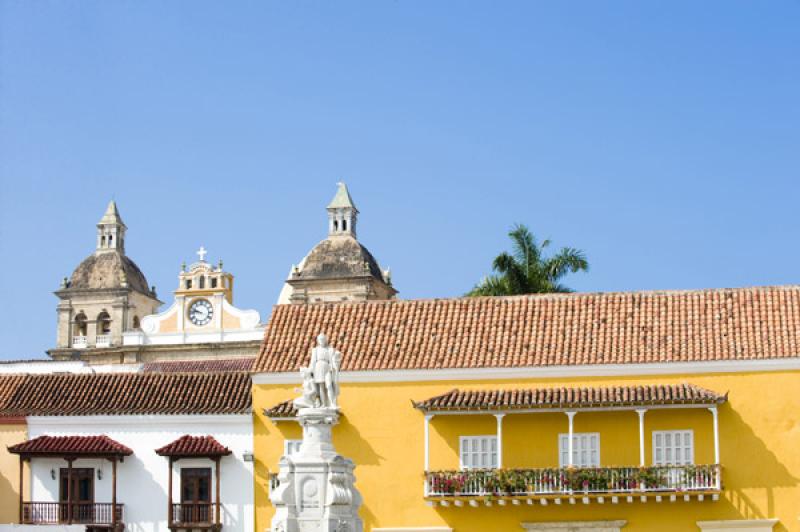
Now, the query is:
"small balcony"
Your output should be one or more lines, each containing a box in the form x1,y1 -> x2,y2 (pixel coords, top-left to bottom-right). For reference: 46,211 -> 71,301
170,503 -> 220,530
414,383 -> 728,509
22,502 -> 123,528
72,335 -> 88,348
425,464 -> 721,506
95,334 -> 112,348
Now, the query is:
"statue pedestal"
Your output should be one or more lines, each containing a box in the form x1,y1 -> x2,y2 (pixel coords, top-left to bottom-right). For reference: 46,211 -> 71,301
270,407 -> 363,532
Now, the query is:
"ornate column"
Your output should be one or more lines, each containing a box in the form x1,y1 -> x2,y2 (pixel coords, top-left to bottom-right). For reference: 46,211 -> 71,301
215,457 -> 221,528
494,414 -> 505,468
709,406 -> 720,464
423,414 -> 433,471
111,458 -> 117,529
636,409 -> 647,467
167,458 -> 173,526
67,458 -> 74,524
565,411 -> 577,467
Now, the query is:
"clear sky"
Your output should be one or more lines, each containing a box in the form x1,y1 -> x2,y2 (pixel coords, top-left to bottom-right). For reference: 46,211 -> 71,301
0,1 -> 798,360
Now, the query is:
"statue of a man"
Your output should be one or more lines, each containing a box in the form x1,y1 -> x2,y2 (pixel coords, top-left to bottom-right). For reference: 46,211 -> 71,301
308,333 -> 341,409
292,367 -> 318,410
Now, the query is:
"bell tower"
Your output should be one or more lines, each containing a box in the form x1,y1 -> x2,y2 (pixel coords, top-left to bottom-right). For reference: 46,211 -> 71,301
96,200 -> 126,253
327,182 -> 358,238
50,200 -> 161,359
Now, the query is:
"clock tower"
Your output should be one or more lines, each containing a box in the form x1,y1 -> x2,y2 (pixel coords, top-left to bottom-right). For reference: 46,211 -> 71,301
174,246 -> 234,331
123,247 -> 264,345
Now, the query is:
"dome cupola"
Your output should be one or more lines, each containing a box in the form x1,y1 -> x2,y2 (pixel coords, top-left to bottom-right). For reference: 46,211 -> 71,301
281,183 -> 397,304
51,201 -> 161,354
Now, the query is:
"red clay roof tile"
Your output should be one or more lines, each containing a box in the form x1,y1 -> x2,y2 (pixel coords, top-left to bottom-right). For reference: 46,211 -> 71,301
155,435 -> 232,457
142,358 -> 254,373
254,286 -> 800,373
0,372 -> 251,417
263,400 -> 297,419
413,383 -> 726,412
8,435 -> 132,456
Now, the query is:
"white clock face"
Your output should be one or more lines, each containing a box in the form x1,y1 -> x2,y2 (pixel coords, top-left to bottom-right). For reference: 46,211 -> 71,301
188,299 -> 213,326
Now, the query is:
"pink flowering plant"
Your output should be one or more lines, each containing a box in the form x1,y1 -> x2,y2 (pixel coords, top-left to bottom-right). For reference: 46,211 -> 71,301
426,464 -> 709,497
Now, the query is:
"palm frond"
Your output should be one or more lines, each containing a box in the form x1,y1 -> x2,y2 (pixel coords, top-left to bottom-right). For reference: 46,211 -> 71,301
508,224 -> 540,270
543,247 -> 589,281
466,224 -> 589,297
466,275 -> 511,296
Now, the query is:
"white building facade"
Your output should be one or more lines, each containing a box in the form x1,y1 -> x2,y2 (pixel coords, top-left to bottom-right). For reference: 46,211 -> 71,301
24,414 -> 254,532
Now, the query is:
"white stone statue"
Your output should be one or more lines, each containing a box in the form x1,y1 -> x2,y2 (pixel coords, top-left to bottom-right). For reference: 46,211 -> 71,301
295,333 -> 341,410
272,334 -> 362,532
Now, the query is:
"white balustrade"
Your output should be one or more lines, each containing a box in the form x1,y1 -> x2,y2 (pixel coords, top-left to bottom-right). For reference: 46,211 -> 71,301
425,464 -> 720,498
72,336 -> 88,348
95,334 -> 112,348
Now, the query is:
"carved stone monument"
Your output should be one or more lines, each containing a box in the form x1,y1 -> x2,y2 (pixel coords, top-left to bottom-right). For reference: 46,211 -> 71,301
270,334 -> 363,532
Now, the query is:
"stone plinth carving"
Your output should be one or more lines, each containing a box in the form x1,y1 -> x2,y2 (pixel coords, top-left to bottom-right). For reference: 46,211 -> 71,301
270,335 -> 362,532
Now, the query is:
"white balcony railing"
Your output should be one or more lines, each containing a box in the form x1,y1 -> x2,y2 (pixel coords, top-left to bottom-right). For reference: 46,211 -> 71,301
425,464 -> 721,498
95,334 -> 112,348
72,336 -> 88,349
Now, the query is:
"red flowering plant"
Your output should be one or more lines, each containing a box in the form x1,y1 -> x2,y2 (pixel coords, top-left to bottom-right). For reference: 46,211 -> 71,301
428,471 -> 467,495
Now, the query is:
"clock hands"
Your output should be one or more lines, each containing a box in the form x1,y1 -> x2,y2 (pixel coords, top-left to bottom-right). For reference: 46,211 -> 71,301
189,300 -> 213,325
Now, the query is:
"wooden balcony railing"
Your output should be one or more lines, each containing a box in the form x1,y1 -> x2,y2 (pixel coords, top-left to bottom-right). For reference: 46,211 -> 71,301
21,502 -> 123,525
170,503 -> 216,525
425,464 -> 721,498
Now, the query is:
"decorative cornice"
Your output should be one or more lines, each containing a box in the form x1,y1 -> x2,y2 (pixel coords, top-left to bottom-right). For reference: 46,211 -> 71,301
252,357 -> 800,385
27,414 -> 252,427
696,519 -> 778,530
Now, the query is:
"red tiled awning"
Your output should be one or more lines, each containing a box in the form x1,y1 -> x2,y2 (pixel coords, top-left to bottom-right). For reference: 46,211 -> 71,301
413,384 -> 727,413
263,399 -> 298,419
155,435 -> 232,458
8,435 -> 133,458
262,399 -> 348,421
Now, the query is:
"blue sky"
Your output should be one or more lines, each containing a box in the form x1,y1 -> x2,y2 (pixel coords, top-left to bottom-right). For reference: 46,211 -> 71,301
1,1 -> 798,360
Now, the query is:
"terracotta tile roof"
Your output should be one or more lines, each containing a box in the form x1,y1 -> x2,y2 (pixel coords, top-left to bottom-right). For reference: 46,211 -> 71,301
254,286 -> 800,373
142,358 -> 255,373
8,435 -> 133,457
155,435 -> 232,457
413,383 -> 726,412
0,375 -> 25,408
0,372 -> 251,417
0,375 -> 25,423
263,400 -> 298,419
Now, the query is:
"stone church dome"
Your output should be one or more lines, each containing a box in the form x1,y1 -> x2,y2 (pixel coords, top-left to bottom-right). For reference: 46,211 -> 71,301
61,201 -> 155,297
298,236 -> 385,281
280,183 -> 397,304
68,250 -> 153,295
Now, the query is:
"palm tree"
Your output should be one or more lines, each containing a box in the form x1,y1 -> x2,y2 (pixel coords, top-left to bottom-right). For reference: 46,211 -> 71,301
467,224 -> 589,296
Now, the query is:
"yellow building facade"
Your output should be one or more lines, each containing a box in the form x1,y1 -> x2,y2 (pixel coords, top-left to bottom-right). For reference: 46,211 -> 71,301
0,419 -> 27,524
252,288 -> 800,532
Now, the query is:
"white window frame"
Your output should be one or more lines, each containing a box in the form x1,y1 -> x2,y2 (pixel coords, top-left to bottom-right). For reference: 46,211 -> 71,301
459,435 -> 498,470
558,432 -> 600,467
284,439 -> 302,456
652,430 -> 694,466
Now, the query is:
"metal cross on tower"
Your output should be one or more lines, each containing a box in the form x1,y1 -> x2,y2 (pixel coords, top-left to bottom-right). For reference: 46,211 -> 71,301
196,246 -> 208,262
